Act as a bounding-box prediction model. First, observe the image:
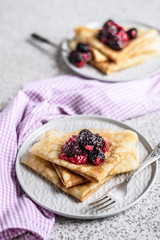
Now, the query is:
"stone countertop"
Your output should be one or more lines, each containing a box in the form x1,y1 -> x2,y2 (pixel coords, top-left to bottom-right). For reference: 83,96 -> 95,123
0,0 -> 160,239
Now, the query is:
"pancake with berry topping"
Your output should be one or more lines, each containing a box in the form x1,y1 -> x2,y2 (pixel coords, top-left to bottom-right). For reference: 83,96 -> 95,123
30,128 -> 138,182
21,149 -> 139,201
52,147 -> 139,188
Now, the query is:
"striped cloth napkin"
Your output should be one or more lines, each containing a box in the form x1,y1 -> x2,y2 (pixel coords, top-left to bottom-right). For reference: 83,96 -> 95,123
0,75 -> 160,240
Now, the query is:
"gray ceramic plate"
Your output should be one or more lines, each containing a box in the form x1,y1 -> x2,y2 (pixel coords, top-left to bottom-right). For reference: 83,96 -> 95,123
61,20 -> 160,82
16,115 -> 158,219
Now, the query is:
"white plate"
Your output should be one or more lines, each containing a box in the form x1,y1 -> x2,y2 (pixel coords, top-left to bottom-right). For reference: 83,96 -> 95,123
61,20 -> 160,82
16,115 -> 158,219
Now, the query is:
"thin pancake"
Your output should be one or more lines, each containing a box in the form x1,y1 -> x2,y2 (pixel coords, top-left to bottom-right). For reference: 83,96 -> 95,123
30,128 -> 138,182
74,26 -> 158,62
53,148 -> 139,188
21,150 -> 139,202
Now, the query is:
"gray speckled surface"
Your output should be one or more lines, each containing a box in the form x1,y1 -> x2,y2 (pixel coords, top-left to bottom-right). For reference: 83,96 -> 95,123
1,0 -> 160,240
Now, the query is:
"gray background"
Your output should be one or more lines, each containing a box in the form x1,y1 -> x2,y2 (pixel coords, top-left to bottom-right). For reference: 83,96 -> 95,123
0,0 -> 160,240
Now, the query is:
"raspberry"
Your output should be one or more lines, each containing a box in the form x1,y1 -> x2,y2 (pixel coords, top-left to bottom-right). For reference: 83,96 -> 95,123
85,145 -> 93,151
70,155 -> 87,164
102,140 -> 108,153
82,51 -> 92,62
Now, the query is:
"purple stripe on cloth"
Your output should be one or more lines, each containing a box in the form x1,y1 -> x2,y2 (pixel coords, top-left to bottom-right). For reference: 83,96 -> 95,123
0,74 -> 160,240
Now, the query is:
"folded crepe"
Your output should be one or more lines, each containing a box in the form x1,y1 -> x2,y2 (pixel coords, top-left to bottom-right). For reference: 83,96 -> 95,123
90,51 -> 159,74
53,148 -> 139,188
30,128 -> 138,182
21,149 -> 139,201
74,26 -> 158,62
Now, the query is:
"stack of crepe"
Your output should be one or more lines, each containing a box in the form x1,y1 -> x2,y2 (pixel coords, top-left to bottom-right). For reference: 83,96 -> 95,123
68,25 -> 160,74
21,128 -> 140,202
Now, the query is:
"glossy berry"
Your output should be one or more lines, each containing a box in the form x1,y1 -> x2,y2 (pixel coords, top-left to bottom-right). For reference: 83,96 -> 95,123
88,148 -> 105,166
92,134 -> 105,149
69,50 -> 85,68
77,42 -> 89,53
107,34 -> 123,50
103,20 -> 119,35
62,135 -> 82,157
127,28 -> 137,40
78,129 -> 93,149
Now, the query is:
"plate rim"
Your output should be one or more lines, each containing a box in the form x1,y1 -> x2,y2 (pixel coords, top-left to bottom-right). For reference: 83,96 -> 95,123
61,19 -> 160,82
15,115 -> 159,219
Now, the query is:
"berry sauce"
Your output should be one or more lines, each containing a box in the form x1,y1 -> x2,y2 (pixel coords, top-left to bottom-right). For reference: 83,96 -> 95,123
59,129 -> 109,166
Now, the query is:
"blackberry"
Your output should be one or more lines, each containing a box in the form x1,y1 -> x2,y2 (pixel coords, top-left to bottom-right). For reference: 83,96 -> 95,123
62,136 -> 82,157
127,28 -> 137,40
103,20 -> 118,35
107,34 -> 123,50
68,50 -> 85,68
97,29 -> 107,43
77,42 -> 89,53
88,148 -> 105,166
92,134 -> 104,149
77,129 -> 93,149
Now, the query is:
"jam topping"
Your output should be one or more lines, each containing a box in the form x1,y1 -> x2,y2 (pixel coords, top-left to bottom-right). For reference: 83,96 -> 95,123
60,129 -> 109,166
97,19 -> 137,50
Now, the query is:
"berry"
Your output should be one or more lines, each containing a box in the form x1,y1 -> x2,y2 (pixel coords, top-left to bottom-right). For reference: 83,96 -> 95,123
78,129 -> 93,149
77,42 -> 89,53
85,145 -> 93,151
102,140 -> 109,153
107,34 -> 123,50
62,135 -> 82,157
69,50 -> 85,68
127,28 -> 137,39
92,134 -> 105,149
97,19 -> 130,50
60,129 -> 109,166
117,30 -> 129,42
103,20 -> 118,35
70,155 -> 87,164
88,148 -> 105,166
97,29 -> 107,43
82,51 -> 92,62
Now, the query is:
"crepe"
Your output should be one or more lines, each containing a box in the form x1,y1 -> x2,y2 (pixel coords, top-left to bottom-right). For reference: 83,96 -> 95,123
21,149 -> 139,201
53,163 -> 88,188
30,128 -> 138,182
90,51 -> 158,74
53,148 -> 139,188
74,26 -> 159,62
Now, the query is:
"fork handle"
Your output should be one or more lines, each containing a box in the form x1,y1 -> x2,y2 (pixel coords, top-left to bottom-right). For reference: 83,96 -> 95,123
126,143 -> 160,183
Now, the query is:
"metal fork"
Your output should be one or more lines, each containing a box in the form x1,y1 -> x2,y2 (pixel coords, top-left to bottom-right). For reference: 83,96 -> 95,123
89,143 -> 160,211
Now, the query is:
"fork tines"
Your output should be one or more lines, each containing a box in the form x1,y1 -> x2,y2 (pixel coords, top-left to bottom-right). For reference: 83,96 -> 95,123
89,195 -> 116,211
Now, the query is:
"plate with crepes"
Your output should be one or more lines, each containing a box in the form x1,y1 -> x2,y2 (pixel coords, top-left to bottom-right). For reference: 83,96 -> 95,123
61,20 -> 160,82
16,115 -> 158,219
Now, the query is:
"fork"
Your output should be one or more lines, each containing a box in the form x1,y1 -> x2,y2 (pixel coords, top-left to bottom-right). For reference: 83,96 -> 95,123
89,143 -> 160,211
